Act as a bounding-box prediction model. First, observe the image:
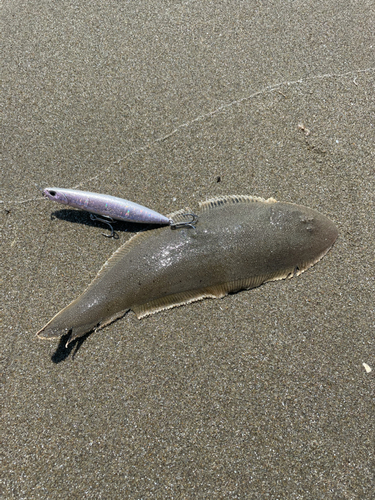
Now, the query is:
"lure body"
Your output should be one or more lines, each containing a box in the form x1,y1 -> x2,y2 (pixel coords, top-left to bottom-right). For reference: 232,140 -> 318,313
37,195 -> 338,345
43,187 -> 171,225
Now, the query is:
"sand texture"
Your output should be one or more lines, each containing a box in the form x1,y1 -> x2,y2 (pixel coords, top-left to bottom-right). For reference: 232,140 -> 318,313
1,1 -> 374,498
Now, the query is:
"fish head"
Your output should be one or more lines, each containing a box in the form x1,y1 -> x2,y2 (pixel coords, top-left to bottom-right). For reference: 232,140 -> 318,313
43,187 -> 69,205
269,202 -> 338,275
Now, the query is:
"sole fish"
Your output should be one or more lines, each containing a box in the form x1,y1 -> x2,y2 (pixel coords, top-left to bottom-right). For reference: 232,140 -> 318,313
37,195 -> 338,344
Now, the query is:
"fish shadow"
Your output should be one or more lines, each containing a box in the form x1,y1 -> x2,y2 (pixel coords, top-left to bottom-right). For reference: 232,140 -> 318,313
51,313 -> 128,362
51,209 -> 161,236
51,330 -> 93,363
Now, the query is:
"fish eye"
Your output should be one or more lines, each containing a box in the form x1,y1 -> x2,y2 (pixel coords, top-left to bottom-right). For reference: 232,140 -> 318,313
49,190 -> 56,196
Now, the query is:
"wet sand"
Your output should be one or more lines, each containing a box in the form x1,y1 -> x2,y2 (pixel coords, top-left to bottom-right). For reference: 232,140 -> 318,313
1,1 -> 374,498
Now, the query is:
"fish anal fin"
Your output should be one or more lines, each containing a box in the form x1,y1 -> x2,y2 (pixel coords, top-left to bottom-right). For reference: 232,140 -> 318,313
131,273 -> 276,319
132,286 -> 227,319
132,263 -> 319,320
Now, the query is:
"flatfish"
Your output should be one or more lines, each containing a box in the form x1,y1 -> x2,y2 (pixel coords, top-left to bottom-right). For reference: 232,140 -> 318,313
37,195 -> 338,344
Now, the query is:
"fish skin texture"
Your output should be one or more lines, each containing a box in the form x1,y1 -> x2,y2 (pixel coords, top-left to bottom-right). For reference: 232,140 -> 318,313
36,195 -> 338,344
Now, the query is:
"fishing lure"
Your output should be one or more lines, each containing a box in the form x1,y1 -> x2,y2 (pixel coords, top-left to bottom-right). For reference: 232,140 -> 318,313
43,187 -> 197,236
37,195 -> 338,346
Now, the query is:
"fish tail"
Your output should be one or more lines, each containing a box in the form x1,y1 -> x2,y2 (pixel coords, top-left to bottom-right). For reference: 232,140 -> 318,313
36,297 -> 104,344
36,291 -> 131,345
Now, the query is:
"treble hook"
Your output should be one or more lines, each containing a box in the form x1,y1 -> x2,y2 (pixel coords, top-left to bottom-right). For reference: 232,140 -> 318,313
90,214 -> 119,239
170,213 -> 198,230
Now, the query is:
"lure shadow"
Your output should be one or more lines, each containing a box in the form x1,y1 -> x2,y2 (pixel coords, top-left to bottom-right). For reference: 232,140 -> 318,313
51,330 -> 93,363
51,209 -> 160,236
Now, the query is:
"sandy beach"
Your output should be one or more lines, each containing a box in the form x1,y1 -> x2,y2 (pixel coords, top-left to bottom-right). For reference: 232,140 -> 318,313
1,1 -> 374,498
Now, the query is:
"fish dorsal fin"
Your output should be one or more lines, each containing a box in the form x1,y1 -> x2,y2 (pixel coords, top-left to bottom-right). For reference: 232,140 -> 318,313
167,207 -> 193,222
89,230 -> 163,288
85,206 -> 193,291
85,198 -> 277,293
199,194 -> 277,212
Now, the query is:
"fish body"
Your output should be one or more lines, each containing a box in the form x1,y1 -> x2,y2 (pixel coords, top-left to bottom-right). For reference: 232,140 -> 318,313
37,195 -> 338,344
43,187 -> 171,225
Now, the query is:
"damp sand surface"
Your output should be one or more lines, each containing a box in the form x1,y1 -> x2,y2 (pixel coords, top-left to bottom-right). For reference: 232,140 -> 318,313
1,1 -> 374,498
